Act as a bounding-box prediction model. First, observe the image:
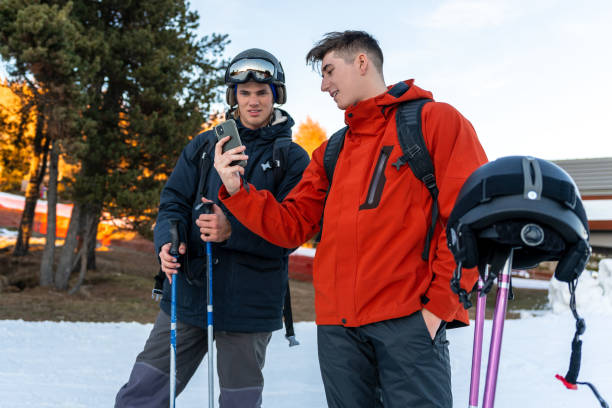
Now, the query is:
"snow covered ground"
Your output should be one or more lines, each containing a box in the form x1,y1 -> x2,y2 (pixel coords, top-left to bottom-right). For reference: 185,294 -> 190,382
1,223 -> 611,407
1,298 -> 611,407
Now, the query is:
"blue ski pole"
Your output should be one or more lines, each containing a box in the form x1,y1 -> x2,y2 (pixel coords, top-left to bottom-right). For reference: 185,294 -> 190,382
168,220 -> 180,408
197,202 -> 215,408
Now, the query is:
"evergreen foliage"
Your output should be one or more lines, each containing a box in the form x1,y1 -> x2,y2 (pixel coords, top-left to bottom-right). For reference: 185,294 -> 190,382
0,0 -> 228,287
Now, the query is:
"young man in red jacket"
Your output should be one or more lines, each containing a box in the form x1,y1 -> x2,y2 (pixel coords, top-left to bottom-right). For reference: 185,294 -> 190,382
215,31 -> 487,407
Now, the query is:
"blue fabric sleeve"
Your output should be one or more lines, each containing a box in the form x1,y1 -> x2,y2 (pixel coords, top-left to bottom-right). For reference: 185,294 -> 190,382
153,138 -> 202,256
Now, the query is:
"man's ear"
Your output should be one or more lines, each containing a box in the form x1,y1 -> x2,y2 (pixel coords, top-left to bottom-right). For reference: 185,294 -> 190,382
356,53 -> 368,75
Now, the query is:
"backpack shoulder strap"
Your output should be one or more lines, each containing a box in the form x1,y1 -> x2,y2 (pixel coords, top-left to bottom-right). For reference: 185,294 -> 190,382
393,98 -> 439,260
315,126 -> 348,242
193,134 -> 216,199
323,126 -> 348,185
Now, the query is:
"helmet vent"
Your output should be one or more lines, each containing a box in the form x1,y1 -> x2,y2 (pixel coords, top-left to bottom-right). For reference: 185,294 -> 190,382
522,157 -> 542,200
521,223 -> 545,246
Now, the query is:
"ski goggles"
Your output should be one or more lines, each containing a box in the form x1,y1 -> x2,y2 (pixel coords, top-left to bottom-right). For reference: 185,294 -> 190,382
226,58 -> 277,84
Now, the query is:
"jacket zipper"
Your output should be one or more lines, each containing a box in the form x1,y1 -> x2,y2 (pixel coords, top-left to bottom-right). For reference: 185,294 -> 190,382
360,146 -> 394,210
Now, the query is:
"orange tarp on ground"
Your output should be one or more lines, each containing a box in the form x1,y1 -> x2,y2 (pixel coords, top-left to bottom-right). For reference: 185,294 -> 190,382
0,192 -> 72,237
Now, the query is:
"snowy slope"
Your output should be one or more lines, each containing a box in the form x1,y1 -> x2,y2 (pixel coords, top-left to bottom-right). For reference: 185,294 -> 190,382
1,312 -> 611,408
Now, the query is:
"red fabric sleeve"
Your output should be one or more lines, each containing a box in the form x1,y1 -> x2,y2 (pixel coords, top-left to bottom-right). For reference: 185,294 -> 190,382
219,142 -> 329,249
422,102 -> 488,321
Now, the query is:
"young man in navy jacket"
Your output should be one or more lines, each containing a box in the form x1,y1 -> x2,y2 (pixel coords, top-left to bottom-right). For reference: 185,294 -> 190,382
115,48 -> 309,408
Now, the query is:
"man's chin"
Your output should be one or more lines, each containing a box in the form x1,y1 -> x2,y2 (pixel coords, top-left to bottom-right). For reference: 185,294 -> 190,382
336,101 -> 348,110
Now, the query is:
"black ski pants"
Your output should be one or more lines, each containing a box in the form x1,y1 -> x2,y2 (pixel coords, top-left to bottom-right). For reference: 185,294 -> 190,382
317,311 -> 452,408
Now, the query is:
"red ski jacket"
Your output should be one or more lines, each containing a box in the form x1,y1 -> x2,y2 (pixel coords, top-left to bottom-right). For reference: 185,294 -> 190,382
220,80 -> 488,327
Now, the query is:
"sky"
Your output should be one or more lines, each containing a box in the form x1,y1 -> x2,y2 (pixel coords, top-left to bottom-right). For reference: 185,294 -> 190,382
1,1 -> 611,161
193,0 -> 612,161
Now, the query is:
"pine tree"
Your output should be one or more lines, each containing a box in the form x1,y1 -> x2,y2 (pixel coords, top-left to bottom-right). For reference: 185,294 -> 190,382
1,0 -> 228,290
0,1 -> 87,260
55,1 -> 227,290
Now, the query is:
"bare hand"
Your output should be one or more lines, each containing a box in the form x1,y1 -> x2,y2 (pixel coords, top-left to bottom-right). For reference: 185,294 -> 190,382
195,197 -> 232,242
213,135 -> 248,196
159,241 -> 187,284
422,308 -> 443,340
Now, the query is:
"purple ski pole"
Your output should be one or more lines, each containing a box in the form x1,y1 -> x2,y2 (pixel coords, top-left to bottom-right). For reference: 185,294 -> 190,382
469,266 -> 488,408
482,250 -> 514,408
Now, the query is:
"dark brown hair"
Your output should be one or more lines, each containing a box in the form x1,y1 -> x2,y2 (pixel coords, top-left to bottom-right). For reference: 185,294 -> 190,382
306,31 -> 384,74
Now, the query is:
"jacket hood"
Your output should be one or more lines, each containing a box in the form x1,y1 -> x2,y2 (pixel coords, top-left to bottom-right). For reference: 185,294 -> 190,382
344,80 -> 433,134
375,79 -> 433,107
234,108 -> 294,144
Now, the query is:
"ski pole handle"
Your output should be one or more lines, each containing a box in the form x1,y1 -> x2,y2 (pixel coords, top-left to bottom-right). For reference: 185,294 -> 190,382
196,201 -> 214,216
169,220 -> 180,257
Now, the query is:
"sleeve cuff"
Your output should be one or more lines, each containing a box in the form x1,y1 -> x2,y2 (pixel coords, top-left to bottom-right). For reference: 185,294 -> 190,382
219,180 -> 249,201
423,285 -> 462,322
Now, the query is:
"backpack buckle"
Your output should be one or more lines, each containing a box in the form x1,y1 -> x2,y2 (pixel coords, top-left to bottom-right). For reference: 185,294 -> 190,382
261,159 -> 281,172
422,173 -> 436,189
152,288 -> 162,301
392,156 -> 408,171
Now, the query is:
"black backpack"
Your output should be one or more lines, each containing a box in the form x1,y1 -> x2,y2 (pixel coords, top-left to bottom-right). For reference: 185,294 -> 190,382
321,91 -> 439,261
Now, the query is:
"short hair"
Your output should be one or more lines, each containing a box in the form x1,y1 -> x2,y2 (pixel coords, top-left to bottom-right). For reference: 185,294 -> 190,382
306,31 -> 384,75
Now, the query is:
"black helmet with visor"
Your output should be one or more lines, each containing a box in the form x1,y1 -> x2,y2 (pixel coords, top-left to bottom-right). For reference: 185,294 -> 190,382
225,48 -> 286,105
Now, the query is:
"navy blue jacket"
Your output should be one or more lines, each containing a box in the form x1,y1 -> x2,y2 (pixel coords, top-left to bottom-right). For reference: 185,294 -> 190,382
154,110 -> 310,332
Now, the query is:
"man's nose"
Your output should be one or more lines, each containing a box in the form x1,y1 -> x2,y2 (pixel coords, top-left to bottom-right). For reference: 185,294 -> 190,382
321,77 -> 329,92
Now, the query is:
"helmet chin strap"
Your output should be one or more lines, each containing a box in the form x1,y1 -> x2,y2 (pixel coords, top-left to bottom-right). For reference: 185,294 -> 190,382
555,279 -> 609,408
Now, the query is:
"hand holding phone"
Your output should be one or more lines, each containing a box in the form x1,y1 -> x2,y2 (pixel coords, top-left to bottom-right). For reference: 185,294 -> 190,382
214,119 -> 248,195
214,119 -> 247,167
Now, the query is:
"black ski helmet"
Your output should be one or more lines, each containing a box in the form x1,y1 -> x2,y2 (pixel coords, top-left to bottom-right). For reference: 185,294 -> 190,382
447,156 -> 590,283
224,48 -> 286,106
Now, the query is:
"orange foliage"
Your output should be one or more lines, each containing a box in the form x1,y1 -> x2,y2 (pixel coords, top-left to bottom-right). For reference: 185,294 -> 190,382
0,80 -> 37,189
293,116 -> 327,157
200,110 -> 225,133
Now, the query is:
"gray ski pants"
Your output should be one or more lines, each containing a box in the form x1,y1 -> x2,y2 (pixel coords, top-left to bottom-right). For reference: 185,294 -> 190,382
317,310 -> 452,408
115,311 -> 271,408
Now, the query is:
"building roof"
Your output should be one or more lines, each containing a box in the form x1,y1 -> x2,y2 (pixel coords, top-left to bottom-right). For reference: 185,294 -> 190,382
554,157 -> 612,198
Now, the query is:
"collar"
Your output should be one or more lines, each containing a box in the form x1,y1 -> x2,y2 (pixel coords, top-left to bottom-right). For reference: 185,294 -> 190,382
344,94 -> 387,137
343,80 -> 434,137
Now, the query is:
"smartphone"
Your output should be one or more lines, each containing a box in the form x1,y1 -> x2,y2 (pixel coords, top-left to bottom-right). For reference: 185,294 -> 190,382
214,119 -> 247,167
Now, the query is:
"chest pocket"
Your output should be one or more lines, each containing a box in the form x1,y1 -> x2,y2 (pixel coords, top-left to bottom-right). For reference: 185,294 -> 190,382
359,145 -> 394,210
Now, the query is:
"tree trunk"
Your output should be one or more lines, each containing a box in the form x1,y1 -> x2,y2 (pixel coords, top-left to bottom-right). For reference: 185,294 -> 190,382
54,203 -> 82,290
13,110 -> 49,256
40,138 -> 59,286
55,203 -> 101,290
69,208 -> 96,295
69,205 -> 100,275
86,215 -> 100,270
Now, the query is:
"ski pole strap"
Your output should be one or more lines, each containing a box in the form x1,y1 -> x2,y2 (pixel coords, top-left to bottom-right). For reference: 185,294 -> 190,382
565,280 -> 585,384
564,331 -> 583,384
240,172 -> 250,192
152,271 -> 165,300
450,262 -> 473,310
283,283 -> 299,347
